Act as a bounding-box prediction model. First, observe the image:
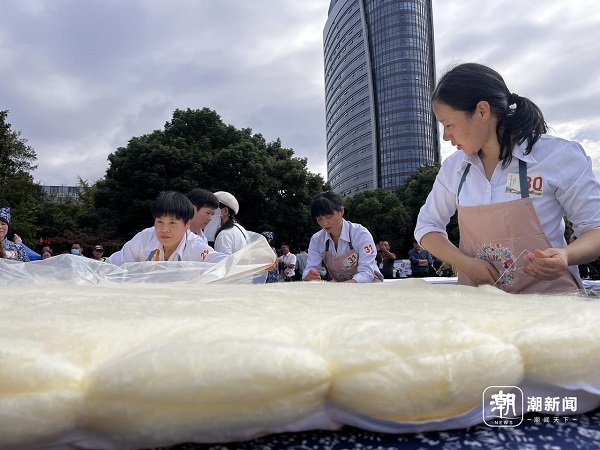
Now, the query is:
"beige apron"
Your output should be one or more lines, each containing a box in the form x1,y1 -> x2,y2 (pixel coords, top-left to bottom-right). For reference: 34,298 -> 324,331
324,226 -> 383,282
457,160 -> 579,294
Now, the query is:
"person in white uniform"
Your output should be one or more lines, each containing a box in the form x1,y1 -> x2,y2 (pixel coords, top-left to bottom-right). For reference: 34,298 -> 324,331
415,62 -> 600,294
213,191 -> 249,254
107,191 -> 227,265
303,191 -> 383,283
187,188 -> 219,245
277,243 -> 297,282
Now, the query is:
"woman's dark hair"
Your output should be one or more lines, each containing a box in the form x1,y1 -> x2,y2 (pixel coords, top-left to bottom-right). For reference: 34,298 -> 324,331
214,202 -> 238,239
186,188 -> 219,210
432,62 -> 547,168
152,191 -> 194,223
310,191 -> 344,221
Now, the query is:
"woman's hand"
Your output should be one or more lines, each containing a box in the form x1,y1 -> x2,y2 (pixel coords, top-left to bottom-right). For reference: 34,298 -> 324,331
522,248 -> 568,280
460,256 -> 500,286
304,269 -> 322,282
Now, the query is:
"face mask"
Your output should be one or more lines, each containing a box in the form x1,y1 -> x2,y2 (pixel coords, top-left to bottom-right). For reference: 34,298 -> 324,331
71,249 -> 80,255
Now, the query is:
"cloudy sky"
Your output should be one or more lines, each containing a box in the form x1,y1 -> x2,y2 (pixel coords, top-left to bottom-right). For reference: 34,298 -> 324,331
2,0 -> 600,186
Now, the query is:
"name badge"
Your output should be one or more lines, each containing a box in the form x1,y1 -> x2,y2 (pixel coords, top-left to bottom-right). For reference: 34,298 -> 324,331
506,173 -> 543,198
343,253 -> 358,269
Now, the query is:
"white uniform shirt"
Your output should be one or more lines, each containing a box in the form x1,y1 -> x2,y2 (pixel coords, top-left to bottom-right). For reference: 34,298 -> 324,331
415,135 -> 600,250
278,252 -> 297,278
107,227 -> 228,266
193,228 -> 208,245
214,223 -> 249,254
304,219 -> 379,283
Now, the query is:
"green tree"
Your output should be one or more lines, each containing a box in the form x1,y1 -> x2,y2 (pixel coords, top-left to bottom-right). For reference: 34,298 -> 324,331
343,189 -> 412,254
0,110 -> 37,190
95,108 -> 328,247
396,164 -> 460,246
1,171 -> 44,244
0,110 -> 43,246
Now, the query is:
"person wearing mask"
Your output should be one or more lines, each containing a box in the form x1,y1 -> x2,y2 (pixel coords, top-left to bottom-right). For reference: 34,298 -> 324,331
303,191 -> 383,283
107,191 -> 228,265
213,191 -> 248,255
0,206 -> 29,262
415,62 -> 600,294
71,243 -> 83,256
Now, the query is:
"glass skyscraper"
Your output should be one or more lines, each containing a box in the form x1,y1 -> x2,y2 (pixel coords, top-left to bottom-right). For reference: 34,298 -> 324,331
324,0 -> 439,196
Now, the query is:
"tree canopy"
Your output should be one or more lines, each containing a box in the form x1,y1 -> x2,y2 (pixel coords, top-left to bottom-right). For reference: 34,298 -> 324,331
0,110 -> 43,241
397,164 -> 459,246
0,110 -> 37,191
95,108 -> 328,247
343,189 -> 412,254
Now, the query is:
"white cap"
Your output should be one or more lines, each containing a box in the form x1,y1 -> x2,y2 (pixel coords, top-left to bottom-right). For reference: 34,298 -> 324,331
214,191 -> 239,215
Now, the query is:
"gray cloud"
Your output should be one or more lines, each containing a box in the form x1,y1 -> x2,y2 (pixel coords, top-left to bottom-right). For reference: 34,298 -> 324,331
1,0 -> 599,185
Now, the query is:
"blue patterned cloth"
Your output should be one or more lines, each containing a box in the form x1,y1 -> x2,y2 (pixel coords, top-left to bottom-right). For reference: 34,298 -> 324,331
1,238 -> 30,262
157,407 -> 600,450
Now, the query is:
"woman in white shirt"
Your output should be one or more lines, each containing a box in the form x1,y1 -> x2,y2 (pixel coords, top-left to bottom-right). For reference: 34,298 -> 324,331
213,191 -> 249,254
303,191 -> 383,283
415,63 -> 600,294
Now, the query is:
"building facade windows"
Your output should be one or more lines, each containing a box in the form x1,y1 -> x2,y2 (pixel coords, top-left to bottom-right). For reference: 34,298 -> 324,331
324,0 -> 439,195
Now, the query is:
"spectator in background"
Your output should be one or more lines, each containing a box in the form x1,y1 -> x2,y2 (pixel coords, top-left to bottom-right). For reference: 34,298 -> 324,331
262,231 -> 280,283
41,250 -> 52,260
295,243 -> 308,281
408,239 -> 434,278
92,245 -> 106,262
377,241 -> 397,279
71,243 -> 83,256
0,206 -> 30,262
278,243 -> 296,282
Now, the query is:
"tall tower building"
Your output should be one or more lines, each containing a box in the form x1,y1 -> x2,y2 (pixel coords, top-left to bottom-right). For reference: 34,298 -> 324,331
324,0 -> 440,196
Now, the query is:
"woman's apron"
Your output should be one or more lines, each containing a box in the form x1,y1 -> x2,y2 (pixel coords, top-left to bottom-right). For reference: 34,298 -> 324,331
457,160 -> 579,294
324,229 -> 383,283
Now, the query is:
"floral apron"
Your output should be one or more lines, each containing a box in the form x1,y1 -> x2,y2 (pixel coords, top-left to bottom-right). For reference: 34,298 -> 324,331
324,229 -> 383,283
457,160 -> 579,294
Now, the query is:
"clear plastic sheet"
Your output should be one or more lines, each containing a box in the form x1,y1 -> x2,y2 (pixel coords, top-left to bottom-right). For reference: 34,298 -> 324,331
0,231 -> 275,285
1,252 -> 600,449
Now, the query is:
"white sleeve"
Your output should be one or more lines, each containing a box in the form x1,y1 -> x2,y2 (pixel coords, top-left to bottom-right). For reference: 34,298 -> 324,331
554,141 -> 600,237
352,226 -> 378,283
304,233 -> 324,280
214,231 -> 234,255
288,253 -> 297,266
106,231 -> 146,265
414,165 -> 457,244
202,248 -> 229,263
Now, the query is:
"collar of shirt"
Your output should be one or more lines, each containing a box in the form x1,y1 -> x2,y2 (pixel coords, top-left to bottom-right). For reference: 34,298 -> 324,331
324,218 -> 351,244
143,229 -> 191,261
457,141 -> 539,174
